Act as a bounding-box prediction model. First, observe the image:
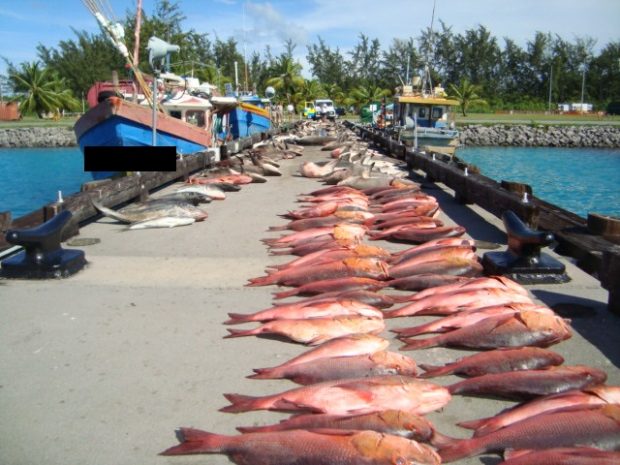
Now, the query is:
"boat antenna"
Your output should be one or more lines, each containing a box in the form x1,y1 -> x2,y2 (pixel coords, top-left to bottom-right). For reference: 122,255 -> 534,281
82,0 -> 156,108
243,2 -> 249,93
133,0 -> 142,67
422,0 -> 436,96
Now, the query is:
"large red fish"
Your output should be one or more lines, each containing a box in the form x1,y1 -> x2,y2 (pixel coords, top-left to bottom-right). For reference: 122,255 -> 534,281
236,409 -> 436,443
272,276 -> 388,299
387,247 -> 478,278
438,405 -> 620,462
269,244 -> 391,272
393,303 -> 553,337
419,347 -> 565,378
376,225 -> 467,243
387,273 -> 472,291
247,257 -> 390,287
408,275 -> 528,300
161,428 -> 441,464
497,447 -> 620,465
447,365 -> 607,400
458,386 -> 620,437
400,311 -> 572,351
272,289 -> 406,309
384,287 -> 534,318
225,299 -> 383,324
224,315 -> 385,345
253,334 -> 390,372
220,375 -> 451,416
248,351 -> 417,384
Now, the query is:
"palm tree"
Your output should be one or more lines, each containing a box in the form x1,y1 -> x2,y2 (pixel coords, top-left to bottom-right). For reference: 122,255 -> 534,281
9,61 -> 79,118
323,83 -> 345,105
265,56 -> 304,105
449,79 -> 486,116
346,83 -> 391,112
292,79 -> 324,111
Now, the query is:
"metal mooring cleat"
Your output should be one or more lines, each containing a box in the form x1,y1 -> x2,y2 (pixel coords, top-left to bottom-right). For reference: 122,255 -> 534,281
1,210 -> 86,279
482,210 -> 570,284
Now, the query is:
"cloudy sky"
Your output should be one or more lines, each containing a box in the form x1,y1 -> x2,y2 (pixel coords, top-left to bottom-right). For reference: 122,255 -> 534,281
1,0 -> 619,78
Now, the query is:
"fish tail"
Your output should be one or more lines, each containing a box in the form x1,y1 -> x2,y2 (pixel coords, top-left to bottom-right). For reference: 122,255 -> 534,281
223,313 -> 252,325
399,336 -> 438,351
246,368 -> 277,380
159,427 -> 228,455
246,275 -> 278,287
456,418 -> 489,431
220,393 -> 263,413
272,288 -> 299,299
429,431 -> 459,449
92,200 -> 132,223
391,326 -> 424,337
438,438 -> 480,463
418,363 -> 452,378
224,328 -> 261,339
269,249 -> 293,256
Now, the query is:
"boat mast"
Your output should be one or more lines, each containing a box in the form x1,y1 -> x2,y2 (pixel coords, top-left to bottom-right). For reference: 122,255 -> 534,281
133,0 -> 142,67
422,0 -> 437,96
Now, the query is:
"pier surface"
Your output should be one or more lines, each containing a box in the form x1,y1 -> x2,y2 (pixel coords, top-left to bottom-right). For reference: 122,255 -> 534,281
1,145 -> 618,465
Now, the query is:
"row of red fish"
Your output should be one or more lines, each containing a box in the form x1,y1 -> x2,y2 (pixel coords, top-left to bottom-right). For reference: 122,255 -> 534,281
162,124 -> 619,464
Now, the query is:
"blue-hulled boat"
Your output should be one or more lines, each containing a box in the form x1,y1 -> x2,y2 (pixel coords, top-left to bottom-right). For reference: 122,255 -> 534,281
229,94 -> 271,139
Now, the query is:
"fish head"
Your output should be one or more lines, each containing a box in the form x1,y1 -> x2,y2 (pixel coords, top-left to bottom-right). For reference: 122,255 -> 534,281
567,365 -> 608,385
377,410 -> 433,440
519,311 -> 573,341
351,431 -> 440,465
370,352 -> 418,375
353,244 -> 391,259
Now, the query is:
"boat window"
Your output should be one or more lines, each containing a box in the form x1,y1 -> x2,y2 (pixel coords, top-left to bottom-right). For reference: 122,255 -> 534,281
418,107 -> 428,118
432,107 -> 443,119
169,110 -> 182,119
186,110 -> 205,128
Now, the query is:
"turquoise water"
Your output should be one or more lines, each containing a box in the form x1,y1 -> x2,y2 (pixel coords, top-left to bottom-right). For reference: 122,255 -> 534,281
0,147 -> 91,218
0,146 -> 619,220
459,147 -> 620,219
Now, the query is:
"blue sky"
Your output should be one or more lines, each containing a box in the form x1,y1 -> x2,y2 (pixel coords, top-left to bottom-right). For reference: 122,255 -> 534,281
1,0 -> 619,79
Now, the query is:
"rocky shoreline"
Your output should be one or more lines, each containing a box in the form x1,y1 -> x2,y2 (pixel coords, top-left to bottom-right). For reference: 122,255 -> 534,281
0,127 -> 77,148
459,124 -> 620,148
0,124 -> 619,148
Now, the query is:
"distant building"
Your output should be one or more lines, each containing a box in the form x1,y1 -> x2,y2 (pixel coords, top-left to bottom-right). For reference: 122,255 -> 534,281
558,102 -> 593,113
0,101 -> 20,120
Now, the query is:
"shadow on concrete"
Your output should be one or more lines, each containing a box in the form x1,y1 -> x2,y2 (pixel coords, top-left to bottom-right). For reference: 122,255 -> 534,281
532,289 -> 620,369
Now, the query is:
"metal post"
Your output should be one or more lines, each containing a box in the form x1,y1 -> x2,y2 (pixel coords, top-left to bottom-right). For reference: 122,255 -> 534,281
548,65 -> 552,113
152,73 -> 158,146
580,64 -> 586,113
413,113 -> 418,151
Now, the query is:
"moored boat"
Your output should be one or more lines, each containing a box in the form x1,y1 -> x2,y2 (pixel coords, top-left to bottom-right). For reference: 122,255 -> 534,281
229,93 -> 272,139
391,79 -> 460,155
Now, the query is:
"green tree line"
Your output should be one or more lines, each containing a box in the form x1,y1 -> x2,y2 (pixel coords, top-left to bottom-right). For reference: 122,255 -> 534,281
3,0 -> 619,116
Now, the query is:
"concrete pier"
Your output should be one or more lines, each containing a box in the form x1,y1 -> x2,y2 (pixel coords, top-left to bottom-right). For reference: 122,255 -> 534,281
1,144 -> 618,465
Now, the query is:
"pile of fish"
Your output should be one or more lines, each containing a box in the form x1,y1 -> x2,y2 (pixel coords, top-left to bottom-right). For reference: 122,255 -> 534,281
161,121 -> 620,464
91,140 -> 305,230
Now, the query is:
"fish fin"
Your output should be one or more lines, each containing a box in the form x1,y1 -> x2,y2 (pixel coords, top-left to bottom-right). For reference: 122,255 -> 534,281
430,431 -> 458,448
418,363 -> 451,378
272,397 -> 325,413
503,449 -> 532,460
159,427 -> 227,455
246,275 -> 277,287
268,225 -> 288,231
223,313 -> 252,325
455,417 -> 489,430
219,393 -> 261,413
438,437 -> 479,463
399,336 -> 438,351
92,200 -> 132,223
246,368 -> 278,380
223,328 -> 260,339
272,288 -> 299,299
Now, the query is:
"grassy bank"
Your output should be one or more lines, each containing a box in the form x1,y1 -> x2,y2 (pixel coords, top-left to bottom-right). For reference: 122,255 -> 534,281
455,112 -> 620,126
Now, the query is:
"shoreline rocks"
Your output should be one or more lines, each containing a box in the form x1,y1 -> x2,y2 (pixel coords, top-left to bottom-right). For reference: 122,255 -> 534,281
0,127 -> 77,148
1,124 -> 619,148
460,124 -> 620,148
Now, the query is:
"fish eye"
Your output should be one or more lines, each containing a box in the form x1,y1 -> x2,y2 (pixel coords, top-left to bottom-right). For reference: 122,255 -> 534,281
394,458 -> 406,465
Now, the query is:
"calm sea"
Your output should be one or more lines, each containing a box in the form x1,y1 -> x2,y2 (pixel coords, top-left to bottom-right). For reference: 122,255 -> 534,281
0,146 -> 619,220
0,147 -> 91,219
458,146 -> 620,219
